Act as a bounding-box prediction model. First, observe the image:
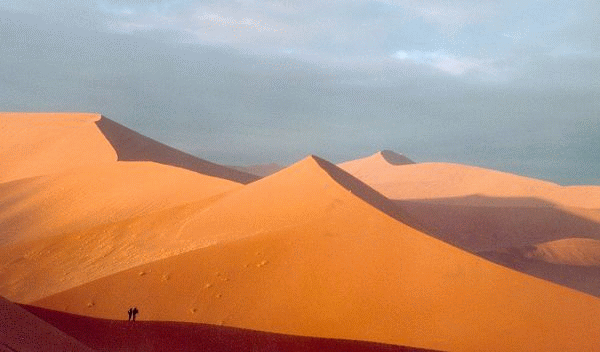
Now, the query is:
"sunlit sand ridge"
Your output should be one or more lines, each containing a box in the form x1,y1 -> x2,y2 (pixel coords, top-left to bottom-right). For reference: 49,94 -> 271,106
3,114 -> 600,351
35,156 -> 600,352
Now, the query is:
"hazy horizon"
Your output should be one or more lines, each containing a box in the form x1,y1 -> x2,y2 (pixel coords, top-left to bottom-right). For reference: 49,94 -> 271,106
2,0 -> 598,185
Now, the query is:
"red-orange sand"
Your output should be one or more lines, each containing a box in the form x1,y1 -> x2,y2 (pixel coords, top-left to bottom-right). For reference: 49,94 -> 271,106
19,303 -> 437,352
3,114 -> 600,352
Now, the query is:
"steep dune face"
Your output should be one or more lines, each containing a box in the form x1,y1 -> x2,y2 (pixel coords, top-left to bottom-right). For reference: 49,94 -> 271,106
0,112 -> 258,184
0,296 -> 95,352
95,116 -> 259,184
34,157 -> 600,352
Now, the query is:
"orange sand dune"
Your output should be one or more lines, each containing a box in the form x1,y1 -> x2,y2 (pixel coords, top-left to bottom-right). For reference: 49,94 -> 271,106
339,152 -> 600,209
0,196 -> 239,303
0,296 -> 95,352
0,112 -> 258,184
0,113 -> 116,183
0,162 -> 241,246
531,238 -> 600,266
22,304 -> 436,352
34,157 -> 600,352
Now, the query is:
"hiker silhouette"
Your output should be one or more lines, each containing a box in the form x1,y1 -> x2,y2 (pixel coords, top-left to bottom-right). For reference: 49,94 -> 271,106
127,307 -> 133,321
132,307 -> 139,321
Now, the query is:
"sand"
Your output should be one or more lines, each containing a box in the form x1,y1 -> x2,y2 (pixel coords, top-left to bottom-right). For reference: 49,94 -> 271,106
4,115 -> 600,351
0,296 -> 95,352
21,303 -> 436,352
340,151 -> 600,251
0,112 -> 257,184
33,156 -> 600,352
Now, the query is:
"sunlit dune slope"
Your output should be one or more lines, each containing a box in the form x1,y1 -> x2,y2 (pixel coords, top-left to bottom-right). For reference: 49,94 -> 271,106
0,296 -> 95,352
22,304 -> 437,352
0,113 -> 116,183
0,112 -> 258,184
0,162 -> 242,246
339,151 -> 600,209
34,157 -> 600,352
0,194 -> 243,303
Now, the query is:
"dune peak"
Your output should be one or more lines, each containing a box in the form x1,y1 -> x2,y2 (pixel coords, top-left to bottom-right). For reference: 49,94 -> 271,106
378,150 -> 415,165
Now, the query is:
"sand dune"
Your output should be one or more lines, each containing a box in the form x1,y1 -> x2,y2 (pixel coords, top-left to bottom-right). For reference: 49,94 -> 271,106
33,157 -> 600,352
0,162 -> 241,246
21,304 -> 436,352
480,239 -> 600,297
95,116 -> 259,184
0,296 -> 95,352
0,112 -> 257,184
0,113 -> 116,183
339,151 -> 600,252
339,152 -> 600,209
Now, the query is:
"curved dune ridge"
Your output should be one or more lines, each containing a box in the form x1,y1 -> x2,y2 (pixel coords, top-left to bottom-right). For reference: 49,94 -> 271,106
339,151 -> 600,209
339,151 -> 600,252
0,296 -> 95,352
0,112 -> 258,184
33,156 -> 600,352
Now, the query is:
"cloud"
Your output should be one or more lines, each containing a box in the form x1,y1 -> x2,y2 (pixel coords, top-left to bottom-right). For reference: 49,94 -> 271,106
392,50 -> 489,75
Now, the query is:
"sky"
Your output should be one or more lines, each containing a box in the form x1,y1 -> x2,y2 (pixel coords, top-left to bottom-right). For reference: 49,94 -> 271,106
1,0 -> 599,184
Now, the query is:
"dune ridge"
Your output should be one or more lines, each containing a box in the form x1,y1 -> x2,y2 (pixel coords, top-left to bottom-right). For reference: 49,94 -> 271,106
95,116 -> 258,184
0,112 -> 257,184
33,156 -> 600,352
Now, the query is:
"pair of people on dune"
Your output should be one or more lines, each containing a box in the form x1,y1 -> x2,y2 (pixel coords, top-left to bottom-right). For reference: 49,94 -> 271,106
127,307 -> 139,321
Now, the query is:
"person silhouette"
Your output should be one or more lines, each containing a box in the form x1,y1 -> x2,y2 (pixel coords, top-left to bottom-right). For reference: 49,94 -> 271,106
128,307 -> 133,321
132,307 -> 139,321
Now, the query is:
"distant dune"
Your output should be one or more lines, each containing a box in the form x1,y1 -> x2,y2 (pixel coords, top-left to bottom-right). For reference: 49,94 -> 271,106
0,112 -> 257,184
34,156 -> 600,352
480,239 -> 600,297
228,163 -> 285,177
0,296 -> 94,351
339,151 -> 600,251
20,303 -> 436,352
95,115 -> 259,184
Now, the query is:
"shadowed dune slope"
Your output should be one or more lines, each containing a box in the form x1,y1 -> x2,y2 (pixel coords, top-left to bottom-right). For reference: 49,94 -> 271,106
34,157 -> 600,352
21,305 -> 436,352
0,296 -> 95,352
0,162 -> 241,246
95,116 -> 258,184
394,197 -> 600,252
0,112 -> 257,184
480,239 -> 600,297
